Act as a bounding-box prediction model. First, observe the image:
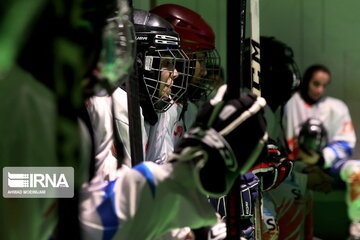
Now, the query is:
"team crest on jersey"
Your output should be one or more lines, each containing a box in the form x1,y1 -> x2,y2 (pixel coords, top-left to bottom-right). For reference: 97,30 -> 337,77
173,121 -> 184,137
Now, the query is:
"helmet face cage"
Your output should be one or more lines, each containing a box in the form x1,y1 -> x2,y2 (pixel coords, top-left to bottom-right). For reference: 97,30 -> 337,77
187,49 -> 221,102
143,48 -> 190,112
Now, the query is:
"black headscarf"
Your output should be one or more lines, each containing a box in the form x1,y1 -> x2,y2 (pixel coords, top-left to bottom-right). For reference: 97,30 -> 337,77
300,64 -> 331,105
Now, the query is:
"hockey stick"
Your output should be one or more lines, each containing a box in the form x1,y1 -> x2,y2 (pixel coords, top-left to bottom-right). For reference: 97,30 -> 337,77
250,0 -> 262,239
225,0 -> 247,239
125,0 -> 144,166
250,0 -> 261,97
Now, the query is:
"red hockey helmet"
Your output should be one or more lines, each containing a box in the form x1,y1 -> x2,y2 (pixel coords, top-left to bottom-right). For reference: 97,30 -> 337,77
151,4 -> 220,102
150,4 -> 215,53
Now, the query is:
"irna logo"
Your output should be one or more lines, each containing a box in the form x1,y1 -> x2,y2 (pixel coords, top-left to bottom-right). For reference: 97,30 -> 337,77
3,167 -> 74,198
8,172 -> 69,188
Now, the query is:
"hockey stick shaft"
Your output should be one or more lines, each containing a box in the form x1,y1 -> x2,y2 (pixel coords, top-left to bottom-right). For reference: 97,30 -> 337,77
250,0 -> 262,239
226,0 -> 246,100
225,0 -> 246,239
126,0 -> 145,166
250,0 -> 261,97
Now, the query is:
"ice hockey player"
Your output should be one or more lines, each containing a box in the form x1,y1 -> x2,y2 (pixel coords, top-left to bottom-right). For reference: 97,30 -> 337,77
133,8 -> 191,164
148,4 -> 221,164
85,8 -> 193,239
284,64 -> 360,240
149,6 -> 233,238
242,36 -> 303,239
88,8 -> 191,167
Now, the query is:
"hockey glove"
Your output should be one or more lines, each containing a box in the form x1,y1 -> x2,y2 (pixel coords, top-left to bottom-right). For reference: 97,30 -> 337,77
175,84 -> 267,197
209,173 -> 259,219
304,165 -> 334,193
198,174 -> 259,240
249,139 -> 294,191
296,149 -> 322,166
192,221 -> 227,240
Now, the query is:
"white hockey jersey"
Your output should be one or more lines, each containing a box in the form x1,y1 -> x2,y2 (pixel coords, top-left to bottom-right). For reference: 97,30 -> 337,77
145,103 -> 181,164
86,91 -> 200,240
145,101 -> 198,164
284,92 -> 356,168
87,95 -> 119,180
79,161 -> 217,240
112,88 -> 148,167
144,105 -> 177,164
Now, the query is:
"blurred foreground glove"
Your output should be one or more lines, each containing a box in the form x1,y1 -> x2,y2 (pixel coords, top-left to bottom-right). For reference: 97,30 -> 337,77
175,84 -> 267,197
250,139 -> 293,191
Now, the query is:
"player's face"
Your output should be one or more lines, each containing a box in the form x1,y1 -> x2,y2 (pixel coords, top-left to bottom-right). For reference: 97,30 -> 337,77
159,59 -> 179,98
207,72 -> 224,90
308,70 -> 330,101
191,52 -> 207,84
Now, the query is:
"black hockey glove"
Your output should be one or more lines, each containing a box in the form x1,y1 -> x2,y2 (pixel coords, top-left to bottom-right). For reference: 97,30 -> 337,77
249,139 -> 294,191
175,85 -> 267,197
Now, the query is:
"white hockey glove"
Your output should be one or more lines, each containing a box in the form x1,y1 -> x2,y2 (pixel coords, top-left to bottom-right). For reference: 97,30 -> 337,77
174,85 -> 267,197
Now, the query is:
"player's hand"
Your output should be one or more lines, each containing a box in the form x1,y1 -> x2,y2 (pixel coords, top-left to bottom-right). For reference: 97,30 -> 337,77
303,165 -> 334,193
297,149 -> 320,165
192,219 -> 227,240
